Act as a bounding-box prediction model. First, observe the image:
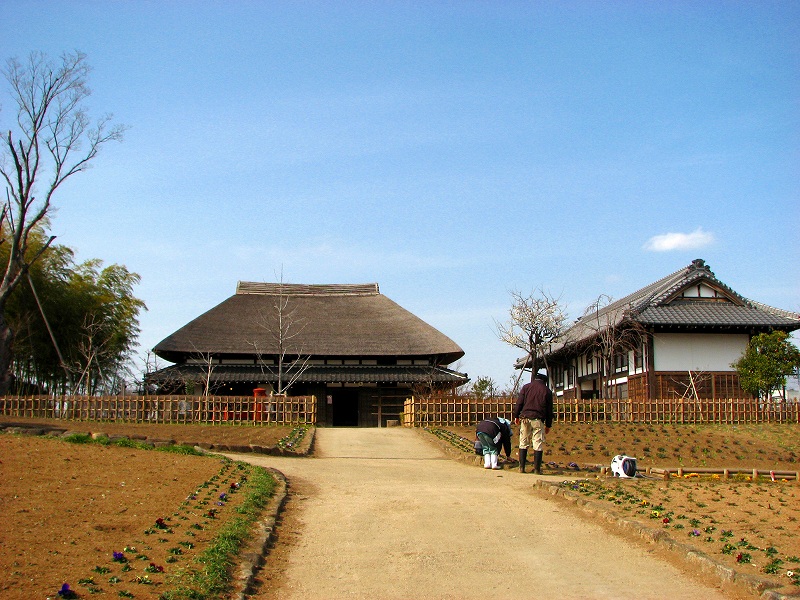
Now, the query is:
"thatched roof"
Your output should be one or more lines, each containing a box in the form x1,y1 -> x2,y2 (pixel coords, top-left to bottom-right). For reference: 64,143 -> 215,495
153,282 -> 465,365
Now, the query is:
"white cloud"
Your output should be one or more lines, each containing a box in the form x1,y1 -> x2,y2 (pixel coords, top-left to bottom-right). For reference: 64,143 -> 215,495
643,228 -> 715,252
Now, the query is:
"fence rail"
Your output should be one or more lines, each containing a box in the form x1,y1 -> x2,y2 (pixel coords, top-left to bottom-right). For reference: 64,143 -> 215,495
0,395 -> 317,425
403,395 -> 800,426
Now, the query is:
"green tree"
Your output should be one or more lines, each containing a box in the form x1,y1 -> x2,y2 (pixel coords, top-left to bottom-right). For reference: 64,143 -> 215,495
2,228 -> 145,394
470,376 -> 497,400
732,331 -> 800,400
0,51 -> 124,393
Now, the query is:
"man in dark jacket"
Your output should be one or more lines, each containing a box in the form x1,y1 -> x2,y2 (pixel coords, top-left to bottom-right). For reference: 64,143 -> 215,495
513,368 -> 553,474
475,417 -> 513,470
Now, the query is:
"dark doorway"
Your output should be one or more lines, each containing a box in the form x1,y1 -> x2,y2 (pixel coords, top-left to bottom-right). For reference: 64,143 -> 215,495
331,389 -> 359,426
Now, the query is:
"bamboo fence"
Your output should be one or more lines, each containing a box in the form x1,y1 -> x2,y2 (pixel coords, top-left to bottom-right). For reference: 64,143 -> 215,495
0,394 -> 317,426
403,395 -> 800,426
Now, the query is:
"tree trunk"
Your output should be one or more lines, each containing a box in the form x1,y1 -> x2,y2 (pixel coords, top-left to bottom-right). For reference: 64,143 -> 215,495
0,309 -> 15,395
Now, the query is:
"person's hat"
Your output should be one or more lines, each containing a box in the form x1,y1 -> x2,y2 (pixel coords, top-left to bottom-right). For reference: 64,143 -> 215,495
535,368 -> 548,380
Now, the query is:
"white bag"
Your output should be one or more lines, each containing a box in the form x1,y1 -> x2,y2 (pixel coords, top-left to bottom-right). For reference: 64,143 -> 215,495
611,455 -> 637,478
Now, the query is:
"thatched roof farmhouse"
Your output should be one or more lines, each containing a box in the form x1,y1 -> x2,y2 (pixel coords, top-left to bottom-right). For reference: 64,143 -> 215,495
149,282 -> 467,426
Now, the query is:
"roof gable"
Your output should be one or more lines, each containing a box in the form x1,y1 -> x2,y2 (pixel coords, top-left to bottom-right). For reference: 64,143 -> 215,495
553,259 -> 800,351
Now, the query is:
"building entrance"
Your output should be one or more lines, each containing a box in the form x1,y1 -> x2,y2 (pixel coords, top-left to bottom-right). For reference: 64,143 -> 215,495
331,389 -> 359,426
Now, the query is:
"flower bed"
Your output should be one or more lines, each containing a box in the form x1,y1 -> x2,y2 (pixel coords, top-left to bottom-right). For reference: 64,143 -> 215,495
276,425 -> 309,452
0,434 -> 276,599
424,427 -> 476,454
559,476 -> 800,593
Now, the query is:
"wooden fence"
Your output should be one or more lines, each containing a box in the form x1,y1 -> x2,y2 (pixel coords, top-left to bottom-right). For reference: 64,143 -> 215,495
403,395 -> 800,426
403,396 -> 514,426
0,395 -> 317,425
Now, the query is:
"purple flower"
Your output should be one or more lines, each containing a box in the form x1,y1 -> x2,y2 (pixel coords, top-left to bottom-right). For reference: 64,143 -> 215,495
219,492 -> 227,501
690,529 -> 701,537
58,583 -> 76,598
113,551 -> 127,562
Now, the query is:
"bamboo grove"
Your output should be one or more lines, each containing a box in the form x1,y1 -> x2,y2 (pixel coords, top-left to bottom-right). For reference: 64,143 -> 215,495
2,227 -> 145,395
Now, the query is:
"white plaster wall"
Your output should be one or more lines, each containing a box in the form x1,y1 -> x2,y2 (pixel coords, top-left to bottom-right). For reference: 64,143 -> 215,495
653,333 -> 749,371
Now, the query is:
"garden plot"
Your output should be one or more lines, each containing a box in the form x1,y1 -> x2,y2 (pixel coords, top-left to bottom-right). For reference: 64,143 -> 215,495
439,422 -> 800,594
0,433 -> 281,599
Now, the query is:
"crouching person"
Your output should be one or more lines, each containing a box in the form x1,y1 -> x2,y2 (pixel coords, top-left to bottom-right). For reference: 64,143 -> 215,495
476,417 -> 513,470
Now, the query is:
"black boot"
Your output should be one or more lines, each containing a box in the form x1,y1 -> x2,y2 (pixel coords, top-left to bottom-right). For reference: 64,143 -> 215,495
533,450 -> 543,475
518,449 -> 527,473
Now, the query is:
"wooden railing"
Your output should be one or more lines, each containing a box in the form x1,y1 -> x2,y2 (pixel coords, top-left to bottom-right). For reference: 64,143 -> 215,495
0,395 -> 317,425
403,395 -> 800,426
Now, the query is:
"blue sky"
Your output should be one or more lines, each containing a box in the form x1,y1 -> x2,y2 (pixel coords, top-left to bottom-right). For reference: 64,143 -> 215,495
2,1 -> 798,389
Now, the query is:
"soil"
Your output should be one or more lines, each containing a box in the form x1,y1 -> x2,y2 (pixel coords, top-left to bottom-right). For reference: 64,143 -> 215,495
443,422 -> 800,472
2,418 -> 798,598
443,422 -> 800,596
0,418 -> 294,600
0,416 -> 290,447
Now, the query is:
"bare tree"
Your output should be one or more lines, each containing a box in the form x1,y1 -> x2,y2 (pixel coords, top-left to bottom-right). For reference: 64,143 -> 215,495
140,350 -> 182,395
250,279 -> 311,395
71,313 -> 113,395
495,288 -> 567,384
180,343 -> 226,397
0,51 -> 124,392
581,295 -> 648,399
669,370 -> 712,421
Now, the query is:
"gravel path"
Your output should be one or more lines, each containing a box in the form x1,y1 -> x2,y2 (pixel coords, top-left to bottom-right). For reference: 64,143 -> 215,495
233,428 -> 738,600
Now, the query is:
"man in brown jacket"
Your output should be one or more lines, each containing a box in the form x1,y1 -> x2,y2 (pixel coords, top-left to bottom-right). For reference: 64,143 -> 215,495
513,369 -> 553,474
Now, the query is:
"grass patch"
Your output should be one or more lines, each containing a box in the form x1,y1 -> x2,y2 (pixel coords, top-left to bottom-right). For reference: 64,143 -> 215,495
61,431 -> 203,454
156,444 -> 205,456
113,437 -> 154,450
160,465 -> 276,600
62,432 -> 93,444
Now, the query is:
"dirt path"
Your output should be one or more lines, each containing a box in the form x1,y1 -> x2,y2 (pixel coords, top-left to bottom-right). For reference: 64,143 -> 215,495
231,428 -> 741,600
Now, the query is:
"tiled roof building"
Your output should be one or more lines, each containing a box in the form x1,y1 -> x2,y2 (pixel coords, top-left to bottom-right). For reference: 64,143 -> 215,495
540,259 -> 799,402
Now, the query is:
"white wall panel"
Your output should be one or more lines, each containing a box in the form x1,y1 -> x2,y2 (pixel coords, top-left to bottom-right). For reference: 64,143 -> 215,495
653,333 -> 748,371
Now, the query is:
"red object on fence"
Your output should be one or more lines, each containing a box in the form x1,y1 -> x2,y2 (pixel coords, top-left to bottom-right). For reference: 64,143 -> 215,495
253,388 -> 267,421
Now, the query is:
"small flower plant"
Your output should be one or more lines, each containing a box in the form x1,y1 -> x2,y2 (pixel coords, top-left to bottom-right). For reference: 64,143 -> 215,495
144,562 -> 164,573
112,551 -> 127,563
57,583 -> 77,598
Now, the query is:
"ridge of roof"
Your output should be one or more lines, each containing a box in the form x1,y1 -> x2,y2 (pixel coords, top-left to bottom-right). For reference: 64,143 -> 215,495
236,282 -> 380,296
747,300 -> 800,322
593,259 -> 738,318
